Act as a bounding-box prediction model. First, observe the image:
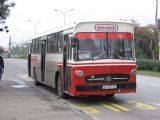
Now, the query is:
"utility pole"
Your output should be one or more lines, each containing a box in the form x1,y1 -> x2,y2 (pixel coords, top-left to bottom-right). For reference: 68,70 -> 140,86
153,0 -> 158,59
8,36 -> 11,58
158,19 -> 160,60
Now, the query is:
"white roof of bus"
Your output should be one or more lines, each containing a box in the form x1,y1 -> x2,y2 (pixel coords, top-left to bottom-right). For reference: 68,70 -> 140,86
29,20 -> 133,40
29,22 -> 76,40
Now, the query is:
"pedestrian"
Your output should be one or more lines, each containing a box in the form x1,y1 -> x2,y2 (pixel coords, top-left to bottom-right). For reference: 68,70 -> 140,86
0,55 -> 4,80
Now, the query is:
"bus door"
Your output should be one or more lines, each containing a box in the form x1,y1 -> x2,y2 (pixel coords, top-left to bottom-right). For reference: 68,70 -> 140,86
41,40 -> 46,82
63,35 -> 69,91
27,42 -> 31,77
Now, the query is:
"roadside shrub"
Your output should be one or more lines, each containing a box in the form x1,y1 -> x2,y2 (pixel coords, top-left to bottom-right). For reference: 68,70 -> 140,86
137,59 -> 160,72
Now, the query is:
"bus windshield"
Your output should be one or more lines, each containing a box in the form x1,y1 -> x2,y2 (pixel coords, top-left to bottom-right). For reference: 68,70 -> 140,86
75,32 -> 134,61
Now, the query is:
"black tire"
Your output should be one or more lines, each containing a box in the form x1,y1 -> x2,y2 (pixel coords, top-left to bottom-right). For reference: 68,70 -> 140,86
33,69 -> 41,86
105,94 -> 115,97
57,75 -> 68,99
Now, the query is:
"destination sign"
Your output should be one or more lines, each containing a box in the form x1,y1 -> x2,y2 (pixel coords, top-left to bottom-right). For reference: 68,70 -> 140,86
95,24 -> 118,32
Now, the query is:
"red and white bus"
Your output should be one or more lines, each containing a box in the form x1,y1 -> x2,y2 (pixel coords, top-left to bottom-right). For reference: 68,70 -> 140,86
28,21 -> 136,98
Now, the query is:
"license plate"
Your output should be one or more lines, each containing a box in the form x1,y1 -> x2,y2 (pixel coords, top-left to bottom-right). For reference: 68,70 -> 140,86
102,85 -> 117,89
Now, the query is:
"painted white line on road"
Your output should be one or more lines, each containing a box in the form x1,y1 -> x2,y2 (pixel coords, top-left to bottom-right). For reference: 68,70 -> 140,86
149,83 -> 160,87
17,74 -> 34,81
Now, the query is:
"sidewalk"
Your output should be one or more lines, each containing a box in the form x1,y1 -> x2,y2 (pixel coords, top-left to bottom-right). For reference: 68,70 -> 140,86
0,79 -> 92,120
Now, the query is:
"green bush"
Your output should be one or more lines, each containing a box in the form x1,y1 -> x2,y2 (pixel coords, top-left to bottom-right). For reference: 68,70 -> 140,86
137,59 -> 160,72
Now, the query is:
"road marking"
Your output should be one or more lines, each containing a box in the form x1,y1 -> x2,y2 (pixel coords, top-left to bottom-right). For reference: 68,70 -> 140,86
127,101 -> 158,110
108,102 -> 130,111
101,102 -> 130,112
73,104 -> 100,114
72,100 -> 158,114
101,103 -> 121,112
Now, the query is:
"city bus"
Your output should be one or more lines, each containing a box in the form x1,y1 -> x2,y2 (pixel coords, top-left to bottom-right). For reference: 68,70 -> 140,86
28,21 -> 136,98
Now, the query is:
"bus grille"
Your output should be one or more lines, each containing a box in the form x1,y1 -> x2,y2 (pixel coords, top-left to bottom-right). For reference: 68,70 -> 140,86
86,74 -> 130,83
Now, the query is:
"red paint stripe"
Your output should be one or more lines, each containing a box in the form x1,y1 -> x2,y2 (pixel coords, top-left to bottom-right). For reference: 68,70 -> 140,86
76,33 -> 106,39
75,32 -> 133,40
108,33 -> 133,39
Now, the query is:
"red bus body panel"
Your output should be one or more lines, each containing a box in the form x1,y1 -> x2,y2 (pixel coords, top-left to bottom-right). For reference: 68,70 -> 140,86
67,62 -> 136,96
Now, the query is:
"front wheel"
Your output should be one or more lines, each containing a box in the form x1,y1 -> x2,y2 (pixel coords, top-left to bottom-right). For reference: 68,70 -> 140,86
105,94 -> 115,97
57,75 -> 68,98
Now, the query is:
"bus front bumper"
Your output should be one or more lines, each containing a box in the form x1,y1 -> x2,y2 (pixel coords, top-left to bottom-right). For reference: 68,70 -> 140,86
75,83 -> 136,96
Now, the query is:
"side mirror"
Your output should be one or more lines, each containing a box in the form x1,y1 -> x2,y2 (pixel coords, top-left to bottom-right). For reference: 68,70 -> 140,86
71,38 -> 76,48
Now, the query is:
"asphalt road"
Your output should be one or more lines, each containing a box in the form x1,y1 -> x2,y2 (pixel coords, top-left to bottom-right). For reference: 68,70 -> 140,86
1,58 -> 160,120
66,75 -> 160,120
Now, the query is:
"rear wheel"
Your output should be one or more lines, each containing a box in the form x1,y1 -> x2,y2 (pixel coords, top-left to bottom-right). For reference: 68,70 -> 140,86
57,75 -> 68,98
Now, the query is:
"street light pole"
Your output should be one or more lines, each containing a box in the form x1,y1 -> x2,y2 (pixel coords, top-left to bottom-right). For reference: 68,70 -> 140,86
16,29 -> 28,57
28,20 -> 40,35
155,0 -> 158,27
8,36 -> 11,58
54,9 -> 74,26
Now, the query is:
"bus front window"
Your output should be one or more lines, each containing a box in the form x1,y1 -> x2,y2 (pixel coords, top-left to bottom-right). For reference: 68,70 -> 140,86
108,33 -> 134,60
75,32 -> 134,61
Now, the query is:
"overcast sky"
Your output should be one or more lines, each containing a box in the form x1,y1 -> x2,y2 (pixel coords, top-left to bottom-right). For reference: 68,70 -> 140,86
0,0 -> 159,48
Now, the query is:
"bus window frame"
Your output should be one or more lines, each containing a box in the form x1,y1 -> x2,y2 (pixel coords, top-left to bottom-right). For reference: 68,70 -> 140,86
57,32 -> 63,54
47,34 -> 53,54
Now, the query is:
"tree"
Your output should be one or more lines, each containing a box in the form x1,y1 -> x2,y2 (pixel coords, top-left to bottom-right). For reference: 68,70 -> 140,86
0,0 -> 15,32
130,19 -> 159,59
134,25 -> 156,59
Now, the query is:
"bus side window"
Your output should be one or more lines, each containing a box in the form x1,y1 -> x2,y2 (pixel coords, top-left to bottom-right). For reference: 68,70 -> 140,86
64,34 -> 69,59
34,39 -> 37,53
38,40 -> 42,53
57,32 -> 63,54
35,39 -> 39,53
31,39 -> 35,53
69,35 -> 73,60
31,40 -> 33,53
52,33 -> 57,53
47,36 -> 50,53
28,42 -> 31,54
47,35 -> 53,53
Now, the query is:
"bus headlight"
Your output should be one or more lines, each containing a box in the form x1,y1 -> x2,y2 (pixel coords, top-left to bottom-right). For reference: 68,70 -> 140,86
75,70 -> 84,78
131,69 -> 136,76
